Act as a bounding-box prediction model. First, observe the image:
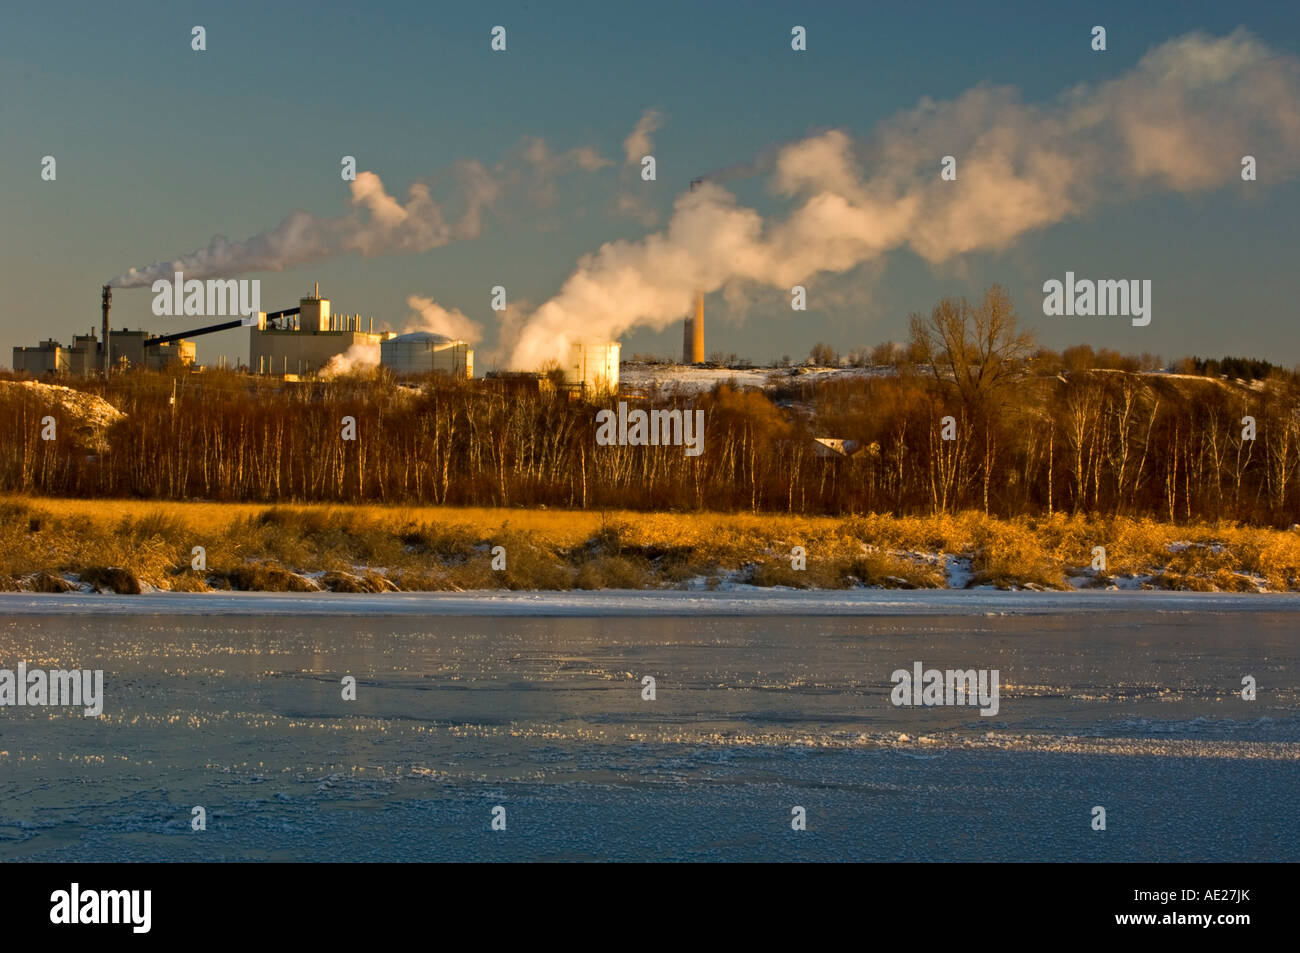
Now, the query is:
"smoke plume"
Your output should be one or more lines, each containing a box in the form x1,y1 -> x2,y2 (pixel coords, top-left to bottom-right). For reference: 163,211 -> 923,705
509,30 -> 1300,369
109,165 -> 497,288
623,108 -> 664,166
319,341 -> 381,378
404,295 -> 482,344
108,134 -> 612,288
616,108 -> 668,225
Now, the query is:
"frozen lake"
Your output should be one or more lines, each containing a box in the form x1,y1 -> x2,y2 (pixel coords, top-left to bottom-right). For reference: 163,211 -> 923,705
1,592 -> 1296,861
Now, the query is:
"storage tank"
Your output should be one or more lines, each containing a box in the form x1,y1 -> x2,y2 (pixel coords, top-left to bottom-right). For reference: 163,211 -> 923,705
564,341 -> 620,396
380,332 -> 474,379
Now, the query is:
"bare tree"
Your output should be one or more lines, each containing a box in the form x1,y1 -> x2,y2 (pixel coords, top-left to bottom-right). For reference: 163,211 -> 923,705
908,284 -> 1037,414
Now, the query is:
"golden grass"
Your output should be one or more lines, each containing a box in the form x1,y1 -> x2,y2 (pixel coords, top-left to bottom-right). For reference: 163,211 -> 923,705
14,497 -> 612,539
1,495 -> 1297,593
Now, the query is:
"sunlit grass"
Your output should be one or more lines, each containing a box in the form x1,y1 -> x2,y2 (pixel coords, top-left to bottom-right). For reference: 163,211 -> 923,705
1,495 -> 1296,592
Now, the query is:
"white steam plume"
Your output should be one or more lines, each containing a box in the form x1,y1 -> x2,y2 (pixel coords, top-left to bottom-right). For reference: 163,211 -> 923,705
109,165 -> 498,288
108,134 -> 612,288
320,341 -> 381,378
616,108 -> 667,225
403,295 -> 482,344
510,30 -> 1300,369
623,108 -> 664,166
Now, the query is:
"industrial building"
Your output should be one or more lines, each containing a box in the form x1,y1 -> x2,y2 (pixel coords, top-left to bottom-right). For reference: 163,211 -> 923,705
481,342 -> 619,397
565,341 -> 620,395
109,330 -> 196,370
380,332 -> 473,379
14,285 -> 201,377
250,285 -> 394,376
13,332 -> 100,376
13,328 -> 194,376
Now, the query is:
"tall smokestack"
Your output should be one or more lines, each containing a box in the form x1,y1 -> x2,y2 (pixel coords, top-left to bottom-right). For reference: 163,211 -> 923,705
691,289 -> 704,364
101,285 -> 112,377
683,179 -> 705,364
681,289 -> 705,364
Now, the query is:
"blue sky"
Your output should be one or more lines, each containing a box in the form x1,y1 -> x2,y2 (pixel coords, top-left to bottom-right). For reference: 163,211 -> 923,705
2,0 -> 1298,368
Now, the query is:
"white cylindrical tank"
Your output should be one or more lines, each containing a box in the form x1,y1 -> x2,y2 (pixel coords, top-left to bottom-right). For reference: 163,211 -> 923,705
380,332 -> 473,378
564,341 -> 620,395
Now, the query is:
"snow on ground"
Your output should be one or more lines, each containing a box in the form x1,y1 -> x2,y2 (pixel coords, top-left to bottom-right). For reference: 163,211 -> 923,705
618,362 -> 1255,395
619,362 -> 887,393
1167,540 -> 1226,555
0,379 -> 124,426
5,588 -> 1300,617
944,554 -> 974,589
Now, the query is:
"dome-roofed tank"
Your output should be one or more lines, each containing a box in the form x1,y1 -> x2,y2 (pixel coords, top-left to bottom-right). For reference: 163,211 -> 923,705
381,332 -> 473,378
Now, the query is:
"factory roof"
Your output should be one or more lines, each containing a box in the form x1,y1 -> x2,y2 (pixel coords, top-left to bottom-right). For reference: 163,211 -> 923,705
390,331 -> 462,344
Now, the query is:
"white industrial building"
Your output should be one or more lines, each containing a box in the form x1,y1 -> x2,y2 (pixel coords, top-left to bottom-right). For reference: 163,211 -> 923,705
250,285 -> 393,376
380,332 -> 473,379
564,341 -> 620,396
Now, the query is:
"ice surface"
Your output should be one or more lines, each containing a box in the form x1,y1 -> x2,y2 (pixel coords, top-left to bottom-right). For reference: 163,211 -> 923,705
1,604 -> 1296,861
4,588 -> 1300,617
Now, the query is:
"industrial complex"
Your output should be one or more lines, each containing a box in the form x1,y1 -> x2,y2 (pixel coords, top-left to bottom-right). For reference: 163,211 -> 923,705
10,283 -> 637,396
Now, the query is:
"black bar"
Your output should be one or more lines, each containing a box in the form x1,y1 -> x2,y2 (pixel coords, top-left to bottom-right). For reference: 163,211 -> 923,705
0,862 -> 1280,940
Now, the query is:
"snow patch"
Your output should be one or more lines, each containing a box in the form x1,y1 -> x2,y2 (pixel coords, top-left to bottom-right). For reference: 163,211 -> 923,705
945,554 -> 974,589
0,380 -> 124,428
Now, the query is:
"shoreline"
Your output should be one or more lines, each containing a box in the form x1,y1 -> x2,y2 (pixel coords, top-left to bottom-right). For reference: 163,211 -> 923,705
5,588 -> 1300,617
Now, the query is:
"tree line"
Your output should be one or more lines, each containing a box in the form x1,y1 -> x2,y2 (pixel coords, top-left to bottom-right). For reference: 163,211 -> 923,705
1,285 -> 1297,524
